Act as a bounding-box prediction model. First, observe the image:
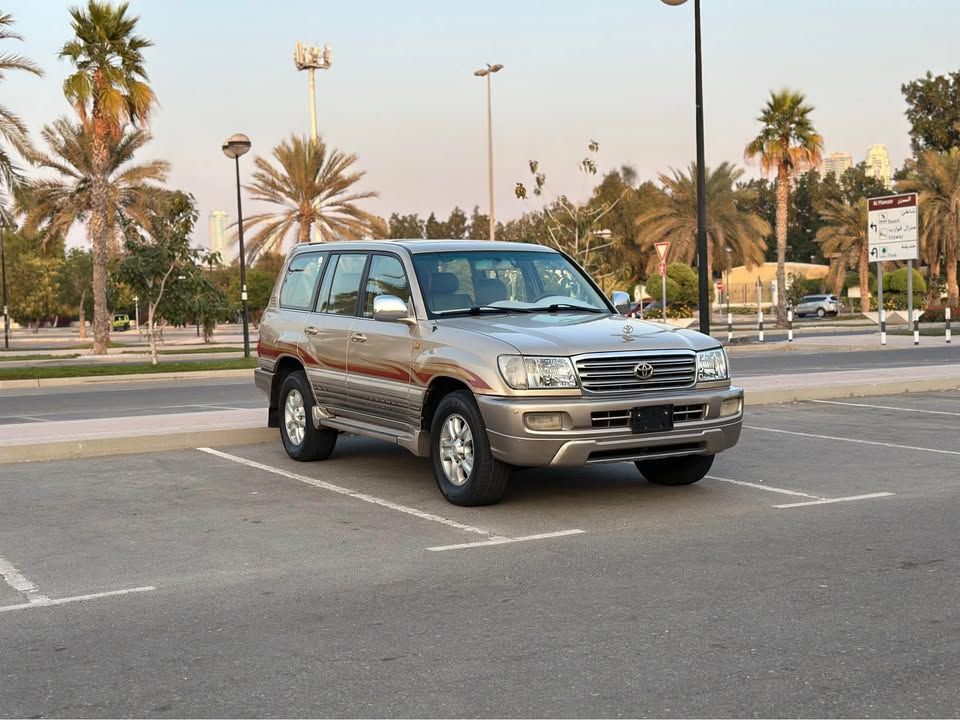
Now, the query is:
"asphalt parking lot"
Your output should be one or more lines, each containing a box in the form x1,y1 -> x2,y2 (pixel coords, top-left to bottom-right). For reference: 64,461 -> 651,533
2,391 -> 959,718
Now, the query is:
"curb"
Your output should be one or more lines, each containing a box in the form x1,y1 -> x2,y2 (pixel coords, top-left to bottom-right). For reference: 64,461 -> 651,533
0,368 -> 253,390
745,376 -> 960,405
0,426 -> 277,464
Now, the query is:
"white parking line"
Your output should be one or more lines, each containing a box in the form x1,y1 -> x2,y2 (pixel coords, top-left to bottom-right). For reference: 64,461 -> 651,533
811,399 -> 960,417
745,426 -> 960,456
773,492 -> 894,510
706,475 -> 822,499
427,529 -> 586,552
0,552 -> 49,603
0,586 -> 156,614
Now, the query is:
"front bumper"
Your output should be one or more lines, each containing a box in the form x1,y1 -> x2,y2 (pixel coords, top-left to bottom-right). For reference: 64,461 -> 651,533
477,385 -> 743,467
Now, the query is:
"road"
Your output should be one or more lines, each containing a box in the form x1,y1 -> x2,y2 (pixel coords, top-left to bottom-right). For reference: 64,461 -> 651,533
1,391 -> 958,716
0,345 -> 956,424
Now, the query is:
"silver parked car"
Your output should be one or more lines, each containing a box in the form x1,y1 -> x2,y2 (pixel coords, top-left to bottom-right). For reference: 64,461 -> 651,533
255,240 -> 743,506
794,294 -> 842,318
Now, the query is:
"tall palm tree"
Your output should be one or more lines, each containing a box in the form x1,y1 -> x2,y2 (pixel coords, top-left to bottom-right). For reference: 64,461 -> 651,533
897,148 -> 960,307
634,162 -> 770,283
816,198 -> 870,314
745,90 -> 823,325
235,134 -> 380,262
20,118 -> 168,264
59,0 -> 156,354
0,12 -> 43,206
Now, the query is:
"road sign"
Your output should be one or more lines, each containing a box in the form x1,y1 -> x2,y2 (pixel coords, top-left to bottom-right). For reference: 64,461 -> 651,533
655,241 -> 670,262
867,193 -> 918,262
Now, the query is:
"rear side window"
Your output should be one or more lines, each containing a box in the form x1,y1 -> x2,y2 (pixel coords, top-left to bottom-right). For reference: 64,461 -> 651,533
319,253 -> 368,315
279,252 -> 325,310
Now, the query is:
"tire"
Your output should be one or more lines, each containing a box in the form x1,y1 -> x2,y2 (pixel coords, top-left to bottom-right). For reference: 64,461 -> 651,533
635,454 -> 714,486
278,370 -> 337,461
816,307 -> 826,318
430,390 -> 510,506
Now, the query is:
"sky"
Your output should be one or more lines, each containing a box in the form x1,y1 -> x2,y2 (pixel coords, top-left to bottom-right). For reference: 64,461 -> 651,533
6,0 -> 960,256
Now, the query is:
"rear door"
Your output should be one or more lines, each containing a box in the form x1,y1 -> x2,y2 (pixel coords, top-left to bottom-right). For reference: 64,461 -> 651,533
300,252 -> 368,413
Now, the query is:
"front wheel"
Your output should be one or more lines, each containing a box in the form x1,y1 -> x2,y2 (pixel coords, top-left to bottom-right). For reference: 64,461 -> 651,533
430,390 -> 510,506
278,371 -> 337,461
635,454 -> 714,486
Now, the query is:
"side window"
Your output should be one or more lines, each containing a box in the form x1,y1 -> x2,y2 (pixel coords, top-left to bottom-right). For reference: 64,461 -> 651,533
319,253 -> 368,315
362,255 -> 411,318
279,253 -> 325,310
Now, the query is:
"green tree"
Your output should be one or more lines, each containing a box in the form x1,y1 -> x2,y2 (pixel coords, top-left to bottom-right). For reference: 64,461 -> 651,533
645,263 -> 705,312
635,162 -> 770,283
424,212 -> 445,239
815,198 -> 870,313
59,247 -> 93,338
897,148 -> 960,306
745,90 -> 823,325
388,212 -> 424,239
0,11 -> 43,206
901,70 -> 960,155
445,206 -> 468,239
59,0 -> 156,355
10,255 -> 63,331
236,134 -> 380,260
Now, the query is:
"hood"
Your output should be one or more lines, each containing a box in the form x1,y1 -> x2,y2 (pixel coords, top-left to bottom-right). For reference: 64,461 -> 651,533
437,312 -> 719,356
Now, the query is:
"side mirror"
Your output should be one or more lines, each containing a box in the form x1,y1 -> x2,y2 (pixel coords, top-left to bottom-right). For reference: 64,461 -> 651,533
610,290 -> 631,315
373,295 -> 415,325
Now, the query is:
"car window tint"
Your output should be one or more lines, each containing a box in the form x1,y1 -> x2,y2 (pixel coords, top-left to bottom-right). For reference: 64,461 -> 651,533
321,253 -> 368,315
279,252 -> 325,310
362,255 -> 410,318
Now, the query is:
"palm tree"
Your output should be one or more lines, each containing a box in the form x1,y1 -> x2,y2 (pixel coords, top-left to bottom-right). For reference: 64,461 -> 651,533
59,0 -> 156,354
897,148 -> 960,307
634,162 -> 770,283
816,198 -> 870,313
745,90 -> 823,325
20,118 -> 168,267
0,12 -> 43,205
235,134 -> 380,262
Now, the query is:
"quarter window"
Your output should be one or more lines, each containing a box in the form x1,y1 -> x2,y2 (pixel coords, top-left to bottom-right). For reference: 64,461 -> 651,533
320,253 -> 368,315
362,255 -> 411,318
279,253 -> 325,310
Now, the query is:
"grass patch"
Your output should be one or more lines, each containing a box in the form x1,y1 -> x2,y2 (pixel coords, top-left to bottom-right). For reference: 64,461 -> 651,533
0,357 -> 257,381
0,353 -> 82,363
119,346 -> 244,355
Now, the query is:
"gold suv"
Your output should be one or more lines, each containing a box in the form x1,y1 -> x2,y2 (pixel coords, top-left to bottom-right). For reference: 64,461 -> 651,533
256,240 -> 743,505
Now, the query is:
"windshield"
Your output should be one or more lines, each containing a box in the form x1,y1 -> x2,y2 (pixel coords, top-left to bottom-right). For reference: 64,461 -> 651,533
412,250 -> 610,317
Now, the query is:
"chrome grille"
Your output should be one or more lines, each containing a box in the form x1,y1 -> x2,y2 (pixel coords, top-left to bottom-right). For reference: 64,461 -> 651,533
590,403 -> 707,428
575,352 -> 697,394
672,404 -> 706,423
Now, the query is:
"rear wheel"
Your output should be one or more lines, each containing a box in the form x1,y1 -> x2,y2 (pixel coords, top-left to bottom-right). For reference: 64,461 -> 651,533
431,390 -> 510,506
816,307 -> 826,318
635,454 -> 714,486
279,370 -> 337,461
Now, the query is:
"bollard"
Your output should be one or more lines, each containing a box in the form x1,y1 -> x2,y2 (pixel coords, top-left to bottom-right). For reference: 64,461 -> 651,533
947,307 -> 952,344
880,308 -> 887,346
914,318 -> 920,346
758,309 -> 764,343
787,308 -> 793,343
727,312 -> 733,344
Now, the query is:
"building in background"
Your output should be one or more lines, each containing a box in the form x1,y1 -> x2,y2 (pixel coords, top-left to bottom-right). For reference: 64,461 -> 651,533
822,151 -> 853,178
865,144 -> 892,188
208,210 -> 229,263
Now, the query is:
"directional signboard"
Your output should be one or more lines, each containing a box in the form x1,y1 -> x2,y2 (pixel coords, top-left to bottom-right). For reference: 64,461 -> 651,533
867,193 -> 918,262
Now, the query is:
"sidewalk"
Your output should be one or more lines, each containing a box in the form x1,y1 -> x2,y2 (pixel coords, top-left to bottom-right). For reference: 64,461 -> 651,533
2,363 -> 958,464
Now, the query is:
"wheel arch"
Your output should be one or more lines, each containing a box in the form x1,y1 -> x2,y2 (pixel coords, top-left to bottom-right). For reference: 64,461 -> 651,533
420,376 -> 471,432
268,355 -> 308,428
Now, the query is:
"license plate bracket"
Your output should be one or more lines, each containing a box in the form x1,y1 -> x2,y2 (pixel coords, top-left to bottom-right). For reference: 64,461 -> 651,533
631,405 -> 674,434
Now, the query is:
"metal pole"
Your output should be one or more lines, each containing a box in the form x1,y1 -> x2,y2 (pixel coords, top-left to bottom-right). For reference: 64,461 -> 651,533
661,266 -> 667,323
946,306 -> 952,344
486,71 -> 495,241
1,218 -> 9,350
908,259 -> 917,345
693,0 -> 710,335
878,261 -> 886,346
308,67 -> 318,141
787,306 -> 793,342
235,156 -> 251,358
757,279 -> 764,343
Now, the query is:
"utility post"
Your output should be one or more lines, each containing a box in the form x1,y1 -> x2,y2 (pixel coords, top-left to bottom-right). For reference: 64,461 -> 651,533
294,42 -> 332,142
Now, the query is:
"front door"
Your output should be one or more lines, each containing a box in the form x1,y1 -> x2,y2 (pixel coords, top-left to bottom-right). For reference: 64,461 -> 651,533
345,253 -> 418,433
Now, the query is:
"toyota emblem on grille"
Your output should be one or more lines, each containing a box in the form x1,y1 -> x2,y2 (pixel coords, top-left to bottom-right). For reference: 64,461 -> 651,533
622,324 -> 634,335
634,362 -> 655,380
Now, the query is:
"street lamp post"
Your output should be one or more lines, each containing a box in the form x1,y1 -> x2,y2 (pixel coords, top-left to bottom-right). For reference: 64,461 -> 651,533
725,246 -> 732,318
222,133 -> 252,359
661,0 -> 710,335
1,215 -> 9,350
474,63 -> 503,241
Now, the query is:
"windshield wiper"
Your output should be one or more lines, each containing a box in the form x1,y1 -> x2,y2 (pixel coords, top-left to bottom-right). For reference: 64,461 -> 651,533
529,303 -> 604,313
468,305 -> 533,315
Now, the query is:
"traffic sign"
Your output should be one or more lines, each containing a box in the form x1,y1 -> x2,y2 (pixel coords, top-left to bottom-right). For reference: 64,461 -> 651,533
868,193 -> 918,262
655,241 -> 670,261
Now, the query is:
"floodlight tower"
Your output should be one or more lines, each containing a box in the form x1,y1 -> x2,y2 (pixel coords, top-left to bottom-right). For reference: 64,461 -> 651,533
294,42 -> 333,141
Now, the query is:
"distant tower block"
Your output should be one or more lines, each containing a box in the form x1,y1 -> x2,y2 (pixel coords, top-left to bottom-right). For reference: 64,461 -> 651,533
208,210 -> 229,263
865,144 -> 892,188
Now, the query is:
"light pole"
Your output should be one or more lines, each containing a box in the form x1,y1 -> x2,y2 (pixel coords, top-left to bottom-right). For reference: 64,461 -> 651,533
222,133 -> 252,358
474,63 -> 503,241
1,215 -> 9,350
294,42 -> 332,142
661,0 -> 710,335
725,246 -> 732,317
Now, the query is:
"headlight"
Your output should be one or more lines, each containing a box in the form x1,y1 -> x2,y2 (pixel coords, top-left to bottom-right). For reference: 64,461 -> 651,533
696,348 -> 729,382
497,355 -> 578,390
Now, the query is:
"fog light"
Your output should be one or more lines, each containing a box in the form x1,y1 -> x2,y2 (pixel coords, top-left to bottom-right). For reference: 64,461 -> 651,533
719,398 -> 742,417
524,412 -> 564,431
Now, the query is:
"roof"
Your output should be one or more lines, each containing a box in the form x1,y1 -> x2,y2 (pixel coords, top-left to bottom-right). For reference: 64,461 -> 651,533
289,239 -> 557,255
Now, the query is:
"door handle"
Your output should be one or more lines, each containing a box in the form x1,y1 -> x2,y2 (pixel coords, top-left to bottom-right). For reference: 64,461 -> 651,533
304,326 -> 319,335
350,332 -> 367,343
